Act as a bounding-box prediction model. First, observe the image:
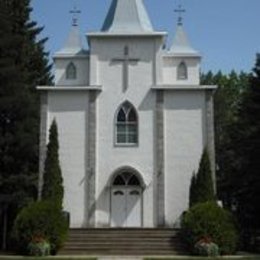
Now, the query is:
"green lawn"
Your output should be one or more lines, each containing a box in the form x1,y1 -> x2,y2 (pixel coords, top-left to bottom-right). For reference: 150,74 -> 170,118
145,257 -> 260,260
0,257 -> 96,260
0,256 -> 259,260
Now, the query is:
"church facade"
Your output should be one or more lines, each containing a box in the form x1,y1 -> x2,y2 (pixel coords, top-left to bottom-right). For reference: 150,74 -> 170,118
38,0 -> 216,228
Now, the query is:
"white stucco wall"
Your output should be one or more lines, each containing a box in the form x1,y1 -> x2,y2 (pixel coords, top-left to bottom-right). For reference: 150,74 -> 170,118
54,57 -> 89,86
47,91 -> 89,227
164,90 -> 207,226
89,37 -> 163,227
162,56 -> 200,85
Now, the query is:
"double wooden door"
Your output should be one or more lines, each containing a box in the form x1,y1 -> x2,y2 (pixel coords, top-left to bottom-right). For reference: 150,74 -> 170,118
111,187 -> 142,227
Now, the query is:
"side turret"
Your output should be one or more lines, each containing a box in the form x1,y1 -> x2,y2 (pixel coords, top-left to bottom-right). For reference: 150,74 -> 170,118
53,16 -> 89,86
162,8 -> 201,86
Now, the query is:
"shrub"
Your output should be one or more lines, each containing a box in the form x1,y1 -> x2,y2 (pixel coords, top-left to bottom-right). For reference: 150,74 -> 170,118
181,201 -> 238,255
12,200 -> 68,255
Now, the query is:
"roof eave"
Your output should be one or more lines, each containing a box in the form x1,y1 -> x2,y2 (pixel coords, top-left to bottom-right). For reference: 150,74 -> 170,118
164,52 -> 202,58
37,85 -> 102,91
87,31 -> 167,38
152,85 -> 218,90
53,52 -> 89,59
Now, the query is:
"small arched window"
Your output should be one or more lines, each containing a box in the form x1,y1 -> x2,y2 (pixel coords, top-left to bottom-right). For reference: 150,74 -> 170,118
116,102 -> 138,145
177,61 -> 188,80
66,62 -> 77,80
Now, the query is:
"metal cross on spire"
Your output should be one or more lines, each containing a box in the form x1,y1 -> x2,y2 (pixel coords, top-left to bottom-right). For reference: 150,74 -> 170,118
70,2 -> 81,26
174,4 -> 186,26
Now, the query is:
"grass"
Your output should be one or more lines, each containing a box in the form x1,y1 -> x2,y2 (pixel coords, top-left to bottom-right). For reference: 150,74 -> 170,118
144,256 -> 260,260
0,257 -> 259,260
0,257 -> 97,260
4,256 -> 259,260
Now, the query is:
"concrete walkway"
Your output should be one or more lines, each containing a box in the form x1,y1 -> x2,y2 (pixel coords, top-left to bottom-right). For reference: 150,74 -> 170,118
98,257 -> 142,260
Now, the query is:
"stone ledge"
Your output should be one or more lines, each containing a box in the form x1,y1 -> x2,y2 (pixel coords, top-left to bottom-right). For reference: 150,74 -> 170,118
152,85 -> 217,91
37,86 -> 102,91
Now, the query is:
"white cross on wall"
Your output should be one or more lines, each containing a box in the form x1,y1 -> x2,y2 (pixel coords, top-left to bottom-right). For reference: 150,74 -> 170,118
112,46 -> 139,92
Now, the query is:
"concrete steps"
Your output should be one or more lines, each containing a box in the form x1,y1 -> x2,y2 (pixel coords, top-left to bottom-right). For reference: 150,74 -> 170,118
59,228 -> 185,255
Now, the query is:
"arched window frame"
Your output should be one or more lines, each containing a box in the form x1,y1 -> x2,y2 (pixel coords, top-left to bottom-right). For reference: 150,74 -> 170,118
177,61 -> 188,80
66,62 -> 77,80
115,101 -> 138,146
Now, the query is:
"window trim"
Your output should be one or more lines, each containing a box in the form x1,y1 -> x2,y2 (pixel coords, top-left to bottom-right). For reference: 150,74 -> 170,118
114,101 -> 139,147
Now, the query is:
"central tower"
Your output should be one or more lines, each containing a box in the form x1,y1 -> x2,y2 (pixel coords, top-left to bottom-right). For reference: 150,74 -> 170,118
87,0 -> 167,227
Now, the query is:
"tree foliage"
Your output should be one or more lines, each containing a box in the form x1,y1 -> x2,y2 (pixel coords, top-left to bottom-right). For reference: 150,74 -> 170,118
0,0 -> 52,201
189,172 -> 197,208
202,62 -> 260,234
201,70 -> 250,208
231,54 -> 260,229
42,120 -> 63,209
182,202 -> 238,255
189,149 -> 215,207
0,0 -> 52,247
13,200 -> 68,255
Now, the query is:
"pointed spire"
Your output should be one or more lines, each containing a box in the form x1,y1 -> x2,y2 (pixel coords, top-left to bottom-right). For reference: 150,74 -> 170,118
101,0 -> 154,33
170,6 -> 200,56
55,5 -> 87,57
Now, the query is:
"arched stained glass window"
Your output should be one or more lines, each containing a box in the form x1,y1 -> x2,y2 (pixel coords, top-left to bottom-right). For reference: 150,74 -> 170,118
113,172 -> 141,186
116,102 -> 138,145
113,175 -> 125,185
177,61 -> 188,80
66,62 -> 77,80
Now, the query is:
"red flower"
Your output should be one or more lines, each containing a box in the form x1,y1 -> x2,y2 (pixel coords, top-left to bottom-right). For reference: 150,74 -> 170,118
198,235 -> 212,244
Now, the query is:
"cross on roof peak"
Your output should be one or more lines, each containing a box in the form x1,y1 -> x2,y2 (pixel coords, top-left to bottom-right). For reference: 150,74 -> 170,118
70,2 -> 81,26
174,4 -> 186,26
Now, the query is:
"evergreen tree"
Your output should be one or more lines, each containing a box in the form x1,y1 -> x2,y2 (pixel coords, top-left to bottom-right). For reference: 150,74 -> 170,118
42,120 -> 63,209
232,54 -> 260,229
0,0 -> 52,247
189,172 -> 197,208
0,0 -> 52,201
189,149 -> 215,206
201,70 -> 250,208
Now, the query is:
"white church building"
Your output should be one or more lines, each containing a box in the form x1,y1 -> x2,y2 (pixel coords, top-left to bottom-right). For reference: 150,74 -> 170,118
38,0 -> 216,228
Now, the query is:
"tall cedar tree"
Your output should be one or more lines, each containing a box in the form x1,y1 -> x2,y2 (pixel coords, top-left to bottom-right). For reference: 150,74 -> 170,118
0,0 -> 52,246
233,54 -> 260,229
189,172 -> 197,208
42,120 -> 63,209
189,149 -> 215,207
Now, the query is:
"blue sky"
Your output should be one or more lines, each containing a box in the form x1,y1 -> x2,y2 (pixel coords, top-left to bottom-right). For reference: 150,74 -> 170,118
31,0 -> 260,74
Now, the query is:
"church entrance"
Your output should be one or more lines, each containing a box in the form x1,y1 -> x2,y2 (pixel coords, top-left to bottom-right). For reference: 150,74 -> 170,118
110,172 -> 143,227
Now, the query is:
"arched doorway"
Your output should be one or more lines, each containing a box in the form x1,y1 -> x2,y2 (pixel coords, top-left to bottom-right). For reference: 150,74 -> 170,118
110,171 -> 143,227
